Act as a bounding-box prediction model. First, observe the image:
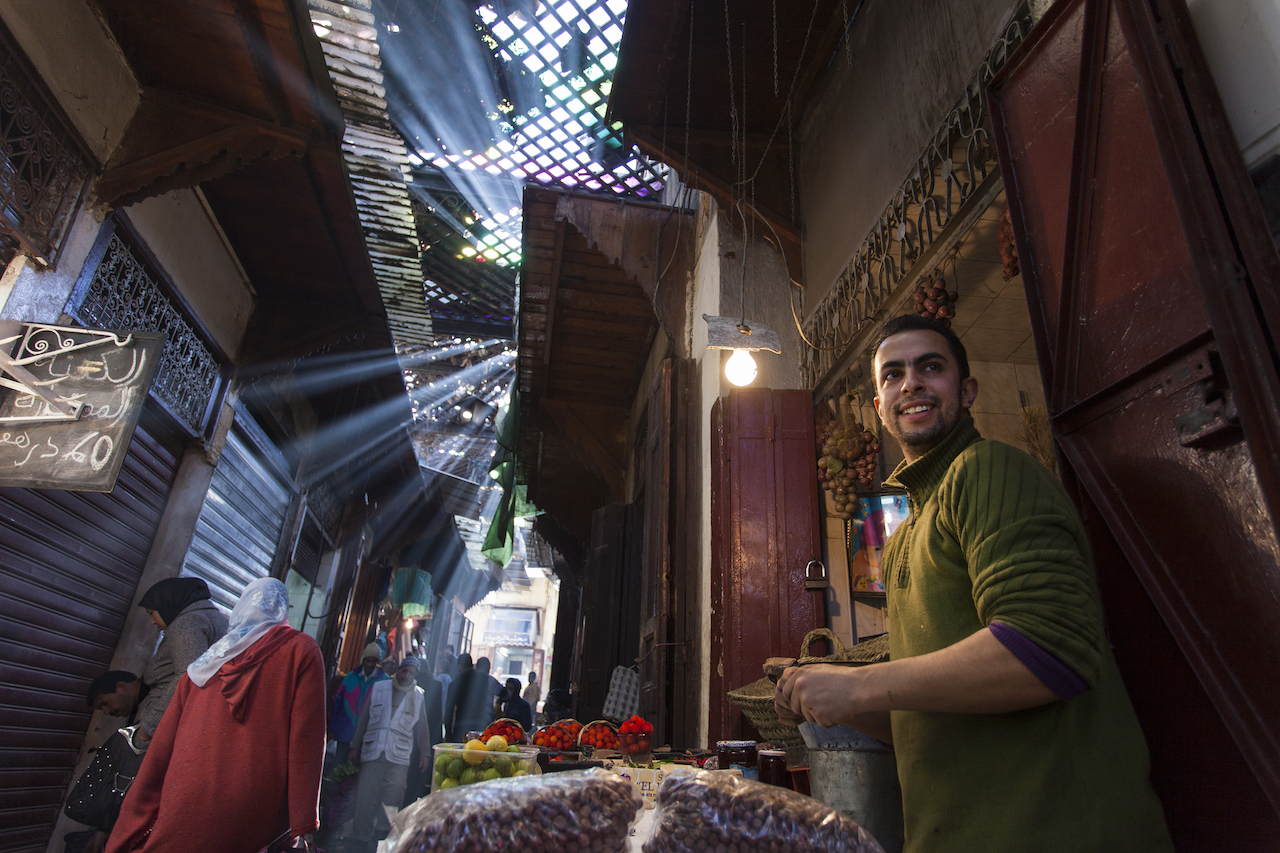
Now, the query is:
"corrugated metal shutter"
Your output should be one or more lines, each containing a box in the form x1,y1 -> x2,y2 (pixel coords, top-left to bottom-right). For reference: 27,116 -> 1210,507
290,505 -> 324,585
180,420 -> 293,611
0,406 -> 181,853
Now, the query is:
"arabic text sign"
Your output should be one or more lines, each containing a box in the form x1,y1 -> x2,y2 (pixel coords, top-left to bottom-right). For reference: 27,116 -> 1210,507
0,324 -> 164,491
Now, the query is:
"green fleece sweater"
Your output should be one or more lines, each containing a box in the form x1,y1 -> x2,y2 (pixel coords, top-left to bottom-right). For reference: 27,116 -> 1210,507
881,416 -> 1172,853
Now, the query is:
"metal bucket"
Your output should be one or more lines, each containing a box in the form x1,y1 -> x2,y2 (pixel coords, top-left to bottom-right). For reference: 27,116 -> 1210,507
807,738 -> 904,853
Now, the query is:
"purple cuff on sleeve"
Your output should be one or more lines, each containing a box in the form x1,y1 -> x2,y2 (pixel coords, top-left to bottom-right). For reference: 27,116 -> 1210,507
988,621 -> 1088,700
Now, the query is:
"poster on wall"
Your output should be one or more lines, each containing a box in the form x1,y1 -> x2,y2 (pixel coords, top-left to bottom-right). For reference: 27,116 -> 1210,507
848,495 -> 911,592
0,321 -> 163,491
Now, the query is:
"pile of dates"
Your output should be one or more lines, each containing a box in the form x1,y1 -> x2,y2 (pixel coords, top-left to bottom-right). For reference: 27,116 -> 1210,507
393,769 -> 641,853
642,771 -> 885,853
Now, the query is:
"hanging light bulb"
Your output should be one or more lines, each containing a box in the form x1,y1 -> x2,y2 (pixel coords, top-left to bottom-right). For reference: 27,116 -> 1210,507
704,314 -> 781,388
725,349 -> 758,386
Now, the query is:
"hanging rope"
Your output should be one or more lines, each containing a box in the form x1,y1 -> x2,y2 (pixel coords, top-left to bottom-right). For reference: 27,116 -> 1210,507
772,0 -> 779,97
723,0 -> 738,166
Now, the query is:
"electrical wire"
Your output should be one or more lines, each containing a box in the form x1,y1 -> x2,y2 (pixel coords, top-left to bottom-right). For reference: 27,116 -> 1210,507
740,199 -> 864,353
734,0 -> 823,188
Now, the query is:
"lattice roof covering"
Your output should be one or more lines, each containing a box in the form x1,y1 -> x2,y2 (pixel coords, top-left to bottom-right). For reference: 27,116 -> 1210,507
389,0 -> 664,272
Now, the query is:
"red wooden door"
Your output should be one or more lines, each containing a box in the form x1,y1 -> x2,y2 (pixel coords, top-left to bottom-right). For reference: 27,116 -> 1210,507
990,0 -> 1280,846
709,389 -> 824,742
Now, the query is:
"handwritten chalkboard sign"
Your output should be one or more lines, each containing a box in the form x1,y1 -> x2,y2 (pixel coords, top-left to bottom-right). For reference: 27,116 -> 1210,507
0,322 -> 163,491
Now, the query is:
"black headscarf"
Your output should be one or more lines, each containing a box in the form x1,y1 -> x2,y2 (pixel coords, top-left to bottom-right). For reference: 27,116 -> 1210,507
137,577 -> 211,627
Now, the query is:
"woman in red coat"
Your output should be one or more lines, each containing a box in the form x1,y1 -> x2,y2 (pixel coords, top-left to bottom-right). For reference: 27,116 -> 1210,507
107,578 -> 326,853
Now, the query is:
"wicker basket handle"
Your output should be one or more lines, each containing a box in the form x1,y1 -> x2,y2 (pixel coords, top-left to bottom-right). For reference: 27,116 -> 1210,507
799,627 -> 846,659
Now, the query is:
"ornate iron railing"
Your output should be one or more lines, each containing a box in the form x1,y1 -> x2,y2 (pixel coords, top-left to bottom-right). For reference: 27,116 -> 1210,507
74,229 -> 221,434
0,21 -> 95,267
800,4 -> 1035,392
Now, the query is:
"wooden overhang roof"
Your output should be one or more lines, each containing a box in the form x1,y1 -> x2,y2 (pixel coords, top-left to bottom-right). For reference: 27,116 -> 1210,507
92,0 -> 398,364
518,188 -> 693,540
608,0 -> 849,285
94,0 -> 429,514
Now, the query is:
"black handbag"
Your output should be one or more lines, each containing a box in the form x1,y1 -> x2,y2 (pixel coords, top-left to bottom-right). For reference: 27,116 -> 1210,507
64,731 -> 145,830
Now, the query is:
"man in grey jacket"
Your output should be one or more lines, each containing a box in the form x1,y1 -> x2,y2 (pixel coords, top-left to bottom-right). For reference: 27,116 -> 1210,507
131,577 -> 228,747
348,657 -> 429,851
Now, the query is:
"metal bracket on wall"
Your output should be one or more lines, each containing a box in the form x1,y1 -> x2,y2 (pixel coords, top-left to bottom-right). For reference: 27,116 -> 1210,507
1162,348 -> 1243,448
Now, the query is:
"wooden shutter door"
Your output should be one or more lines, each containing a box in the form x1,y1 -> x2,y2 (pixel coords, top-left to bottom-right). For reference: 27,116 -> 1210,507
577,502 -> 640,721
640,358 -> 695,747
709,388 -> 823,742
990,0 -> 1280,846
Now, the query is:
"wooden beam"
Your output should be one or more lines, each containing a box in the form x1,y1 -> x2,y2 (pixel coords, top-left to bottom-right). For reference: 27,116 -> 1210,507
543,400 -> 626,500
629,127 -> 805,287
537,219 -> 568,396
645,0 -> 692,127
97,87 -> 310,206
629,124 -> 790,151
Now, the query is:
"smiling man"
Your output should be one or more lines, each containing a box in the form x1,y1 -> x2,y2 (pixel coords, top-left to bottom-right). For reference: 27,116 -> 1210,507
777,315 -> 1172,853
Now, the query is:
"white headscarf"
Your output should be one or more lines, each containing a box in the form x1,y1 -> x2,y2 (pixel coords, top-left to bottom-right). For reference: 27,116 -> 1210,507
187,577 -> 290,687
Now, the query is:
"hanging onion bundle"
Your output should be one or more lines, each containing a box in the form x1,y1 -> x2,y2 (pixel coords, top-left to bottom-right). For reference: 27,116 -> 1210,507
816,396 -> 882,519
912,269 -> 958,327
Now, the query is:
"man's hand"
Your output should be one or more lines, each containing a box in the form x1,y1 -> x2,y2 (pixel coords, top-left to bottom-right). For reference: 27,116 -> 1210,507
776,664 -> 868,728
133,727 -> 152,747
419,752 -> 431,771
774,628 -> 1060,732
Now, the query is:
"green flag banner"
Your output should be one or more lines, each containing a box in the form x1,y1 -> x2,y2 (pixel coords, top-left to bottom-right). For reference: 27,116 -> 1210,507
482,390 -> 538,566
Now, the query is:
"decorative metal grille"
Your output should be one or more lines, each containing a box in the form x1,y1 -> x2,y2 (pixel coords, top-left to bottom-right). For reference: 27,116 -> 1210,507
0,22 -> 94,267
800,4 -> 1035,391
75,231 -> 220,433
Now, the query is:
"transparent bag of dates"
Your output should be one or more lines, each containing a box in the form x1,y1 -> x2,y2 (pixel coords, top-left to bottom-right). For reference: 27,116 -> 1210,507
642,770 -> 885,853
387,768 -> 643,853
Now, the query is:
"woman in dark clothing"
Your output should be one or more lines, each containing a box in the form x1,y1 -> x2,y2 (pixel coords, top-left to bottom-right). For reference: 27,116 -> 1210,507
131,577 -> 228,747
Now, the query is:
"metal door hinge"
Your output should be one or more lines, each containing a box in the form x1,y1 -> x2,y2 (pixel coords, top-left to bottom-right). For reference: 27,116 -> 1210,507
1163,348 -> 1242,448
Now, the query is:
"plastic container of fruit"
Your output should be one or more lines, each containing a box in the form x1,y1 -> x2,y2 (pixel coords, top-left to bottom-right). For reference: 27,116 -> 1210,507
617,731 -> 652,764
617,715 -> 655,764
430,739 -> 541,794
481,718 -> 527,745
577,719 -> 619,751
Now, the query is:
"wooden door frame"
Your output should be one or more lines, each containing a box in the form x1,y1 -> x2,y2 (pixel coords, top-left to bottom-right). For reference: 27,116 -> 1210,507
990,0 -> 1280,811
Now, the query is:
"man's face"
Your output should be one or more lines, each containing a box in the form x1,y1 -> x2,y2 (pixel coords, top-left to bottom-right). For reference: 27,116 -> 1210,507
361,655 -> 379,676
381,660 -> 396,676
873,329 -> 978,461
92,680 -> 138,717
396,665 -> 417,686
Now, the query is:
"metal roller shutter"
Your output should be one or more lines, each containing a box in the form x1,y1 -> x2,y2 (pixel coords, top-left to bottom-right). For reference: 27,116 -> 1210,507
0,405 -> 182,853
180,418 -> 293,611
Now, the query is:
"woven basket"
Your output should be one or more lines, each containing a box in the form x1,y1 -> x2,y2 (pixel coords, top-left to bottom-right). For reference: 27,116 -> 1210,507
727,629 -> 890,747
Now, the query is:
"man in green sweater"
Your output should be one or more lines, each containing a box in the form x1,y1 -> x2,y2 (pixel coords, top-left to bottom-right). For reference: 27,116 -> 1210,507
776,315 -> 1172,852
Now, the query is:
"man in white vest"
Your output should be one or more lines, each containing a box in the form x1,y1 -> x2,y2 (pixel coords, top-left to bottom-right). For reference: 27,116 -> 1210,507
348,657 -> 429,851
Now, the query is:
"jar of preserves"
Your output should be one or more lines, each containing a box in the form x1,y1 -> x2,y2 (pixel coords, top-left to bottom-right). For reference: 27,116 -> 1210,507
715,740 -> 759,780
757,749 -> 792,789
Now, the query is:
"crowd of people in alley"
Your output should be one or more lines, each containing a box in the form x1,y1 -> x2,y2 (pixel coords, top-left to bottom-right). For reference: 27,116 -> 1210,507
68,574 -> 545,853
